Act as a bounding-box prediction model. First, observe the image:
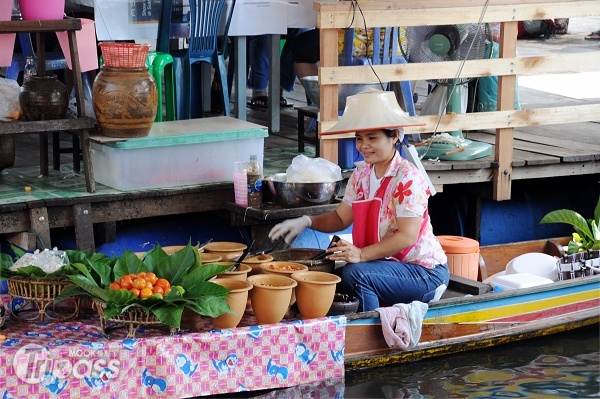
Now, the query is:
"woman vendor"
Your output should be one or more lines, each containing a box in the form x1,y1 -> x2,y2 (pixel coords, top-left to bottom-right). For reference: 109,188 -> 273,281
268,90 -> 449,312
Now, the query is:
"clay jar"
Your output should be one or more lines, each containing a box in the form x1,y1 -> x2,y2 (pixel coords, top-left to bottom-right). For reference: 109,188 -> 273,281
247,274 -> 297,325
19,76 -> 68,121
291,271 -> 342,319
92,67 -> 157,138
211,279 -> 253,329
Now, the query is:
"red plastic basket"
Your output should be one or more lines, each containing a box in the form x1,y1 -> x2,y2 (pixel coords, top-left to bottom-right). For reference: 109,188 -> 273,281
99,42 -> 150,68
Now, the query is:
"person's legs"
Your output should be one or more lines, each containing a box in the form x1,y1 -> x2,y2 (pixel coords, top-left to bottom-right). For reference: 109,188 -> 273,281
248,35 -> 269,102
291,29 -> 320,80
340,261 -> 449,312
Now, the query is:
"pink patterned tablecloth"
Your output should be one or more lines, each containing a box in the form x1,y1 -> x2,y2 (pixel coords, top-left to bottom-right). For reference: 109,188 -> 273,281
0,298 -> 346,399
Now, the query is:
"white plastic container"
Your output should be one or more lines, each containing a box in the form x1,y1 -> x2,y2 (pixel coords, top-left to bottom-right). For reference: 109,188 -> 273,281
489,272 -> 554,292
90,117 -> 268,191
505,252 -> 559,281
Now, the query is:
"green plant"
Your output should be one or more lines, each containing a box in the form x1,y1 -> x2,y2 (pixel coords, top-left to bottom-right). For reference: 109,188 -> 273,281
540,196 -> 600,254
54,241 -> 232,329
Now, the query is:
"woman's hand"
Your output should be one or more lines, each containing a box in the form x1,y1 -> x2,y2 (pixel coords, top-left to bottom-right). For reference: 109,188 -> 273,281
326,239 -> 363,263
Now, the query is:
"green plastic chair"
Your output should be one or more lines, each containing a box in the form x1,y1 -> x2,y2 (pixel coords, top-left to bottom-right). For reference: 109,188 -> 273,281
149,51 -> 176,122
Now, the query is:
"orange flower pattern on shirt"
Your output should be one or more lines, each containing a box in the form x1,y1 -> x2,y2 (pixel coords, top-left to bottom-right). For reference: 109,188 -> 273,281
343,152 -> 447,269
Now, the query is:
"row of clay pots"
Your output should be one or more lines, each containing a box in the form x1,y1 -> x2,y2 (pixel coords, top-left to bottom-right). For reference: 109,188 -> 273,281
210,261 -> 341,326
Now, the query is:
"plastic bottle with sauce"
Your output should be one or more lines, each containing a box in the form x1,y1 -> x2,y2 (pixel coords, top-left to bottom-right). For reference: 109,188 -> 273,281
23,56 -> 37,82
246,154 -> 263,207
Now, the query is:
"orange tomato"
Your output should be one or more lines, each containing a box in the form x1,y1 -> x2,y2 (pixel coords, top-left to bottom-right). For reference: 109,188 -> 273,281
140,287 -> 153,299
129,273 -> 137,280
119,275 -> 134,289
152,286 -> 164,295
155,278 -> 171,289
132,278 -> 147,290
144,272 -> 158,284
109,282 -> 122,290
137,272 -> 147,279
145,281 -> 153,290
129,288 -> 140,298
164,287 -> 172,295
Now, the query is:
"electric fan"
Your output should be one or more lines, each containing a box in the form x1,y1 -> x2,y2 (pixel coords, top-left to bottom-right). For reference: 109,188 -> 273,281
405,24 -> 494,161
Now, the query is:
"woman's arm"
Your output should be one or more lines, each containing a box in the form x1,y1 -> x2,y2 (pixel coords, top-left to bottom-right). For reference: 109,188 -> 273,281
309,201 -> 353,233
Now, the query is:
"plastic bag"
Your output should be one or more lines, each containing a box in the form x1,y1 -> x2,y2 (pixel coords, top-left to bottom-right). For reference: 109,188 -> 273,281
286,154 -> 343,183
0,77 -> 22,120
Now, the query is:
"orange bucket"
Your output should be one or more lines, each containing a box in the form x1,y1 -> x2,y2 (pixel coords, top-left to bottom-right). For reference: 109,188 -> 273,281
437,235 -> 480,280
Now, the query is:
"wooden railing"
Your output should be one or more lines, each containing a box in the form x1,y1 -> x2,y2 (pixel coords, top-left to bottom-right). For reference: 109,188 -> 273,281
314,0 -> 600,200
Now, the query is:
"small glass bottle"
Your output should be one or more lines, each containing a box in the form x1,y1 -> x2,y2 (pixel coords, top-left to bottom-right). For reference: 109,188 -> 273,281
246,154 -> 263,207
23,56 -> 37,82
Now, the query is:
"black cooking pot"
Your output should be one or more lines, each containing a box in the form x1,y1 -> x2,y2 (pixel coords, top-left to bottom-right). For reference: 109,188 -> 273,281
270,248 -> 335,273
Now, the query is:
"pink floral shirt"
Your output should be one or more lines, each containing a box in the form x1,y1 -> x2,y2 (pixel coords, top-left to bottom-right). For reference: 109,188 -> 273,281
342,152 -> 447,269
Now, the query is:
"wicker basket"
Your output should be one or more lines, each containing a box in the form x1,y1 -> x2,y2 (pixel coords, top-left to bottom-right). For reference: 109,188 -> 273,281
99,42 -> 150,68
7,278 -> 80,322
93,299 -> 177,338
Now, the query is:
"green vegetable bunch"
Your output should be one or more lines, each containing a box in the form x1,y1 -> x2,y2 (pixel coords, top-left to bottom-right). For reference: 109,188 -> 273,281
540,195 -> 600,255
55,241 -> 232,329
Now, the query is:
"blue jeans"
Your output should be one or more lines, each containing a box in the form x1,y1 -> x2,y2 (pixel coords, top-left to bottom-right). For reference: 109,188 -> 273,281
339,261 -> 450,312
248,28 -> 307,92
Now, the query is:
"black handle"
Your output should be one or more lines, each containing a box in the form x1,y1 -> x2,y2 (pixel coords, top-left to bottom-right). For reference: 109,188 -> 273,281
310,235 -> 341,260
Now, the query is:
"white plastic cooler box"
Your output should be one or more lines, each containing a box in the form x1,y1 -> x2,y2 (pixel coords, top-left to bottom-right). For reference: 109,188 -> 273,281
90,117 -> 268,191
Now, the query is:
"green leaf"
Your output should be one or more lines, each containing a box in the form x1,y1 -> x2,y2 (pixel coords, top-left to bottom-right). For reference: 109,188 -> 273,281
157,243 -> 197,283
151,303 -> 185,328
54,284 -> 90,303
114,250 -> 147,279
185,296 -> 231,318
540,209 -> 594,243
180,264 -> 231,296
9,244 -> 26,259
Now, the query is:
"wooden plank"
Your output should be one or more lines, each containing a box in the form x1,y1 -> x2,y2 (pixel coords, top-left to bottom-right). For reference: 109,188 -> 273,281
73,203 -> 95,252
0,18 -> 81,33
511,162 -> 600,180
319,53 -> 600,84
29,207 -> 51,250
468,132 -> 560,166
0,118 -> 95,135
514,130 -> 600,154
316,1 -> 600,28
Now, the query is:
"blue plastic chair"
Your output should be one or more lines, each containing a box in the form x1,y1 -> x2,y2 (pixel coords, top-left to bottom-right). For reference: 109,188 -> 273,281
169,0 -> 235,119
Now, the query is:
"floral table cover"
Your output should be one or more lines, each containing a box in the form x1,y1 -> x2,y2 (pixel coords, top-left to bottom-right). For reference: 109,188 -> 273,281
0,296 -> 346,398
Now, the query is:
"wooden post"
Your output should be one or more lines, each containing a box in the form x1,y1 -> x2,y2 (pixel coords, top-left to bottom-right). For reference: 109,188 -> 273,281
494,21 -> 518,201
318,26 -> 340,164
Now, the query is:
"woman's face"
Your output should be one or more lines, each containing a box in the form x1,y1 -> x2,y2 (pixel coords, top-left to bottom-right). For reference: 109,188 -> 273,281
355,129 -> 397,164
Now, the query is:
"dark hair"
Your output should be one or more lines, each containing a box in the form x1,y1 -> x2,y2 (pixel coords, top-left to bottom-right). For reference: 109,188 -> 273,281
383,129 -> 401,149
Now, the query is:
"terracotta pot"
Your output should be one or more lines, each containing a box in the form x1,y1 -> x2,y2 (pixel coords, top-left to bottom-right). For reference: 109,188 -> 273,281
247,274 -> 297,325
199,252 -> 223,264
212,262 -> 252,281
161,245 -> 185,255
92,66 -> 157,138
260,261 -> 308,306
240,254 -> 274,276
211,279 -> 253,329
19,76 -> 68,121
291,271 -> 341,319
204,242 -> 247,262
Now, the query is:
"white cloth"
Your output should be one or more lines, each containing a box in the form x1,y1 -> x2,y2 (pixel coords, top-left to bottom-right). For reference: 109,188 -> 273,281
375,301 -> 429,349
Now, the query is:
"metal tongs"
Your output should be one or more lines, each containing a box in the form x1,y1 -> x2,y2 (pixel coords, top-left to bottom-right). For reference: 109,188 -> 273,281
198,238 -> 213,252
230,239 -> 255,271
311,235 -> 341,261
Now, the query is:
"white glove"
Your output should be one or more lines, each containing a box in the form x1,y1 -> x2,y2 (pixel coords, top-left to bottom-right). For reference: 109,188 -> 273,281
268,215 -> 312,244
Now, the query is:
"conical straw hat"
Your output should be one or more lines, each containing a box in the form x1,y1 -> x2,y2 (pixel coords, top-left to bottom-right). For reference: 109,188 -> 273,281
323,90 -> 425,135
